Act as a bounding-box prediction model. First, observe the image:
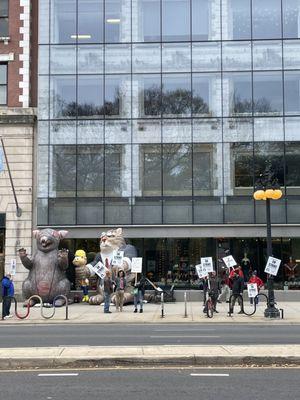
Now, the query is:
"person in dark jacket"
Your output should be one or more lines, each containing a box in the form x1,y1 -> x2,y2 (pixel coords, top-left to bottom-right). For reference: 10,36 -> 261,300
103,270 -> 114,314
1,273 -> 14,319
230,270 -> 244,314
133,274 -> 146,313
115,269 -> 127,312
202,276 -> 209,306
203,271 -> 220,313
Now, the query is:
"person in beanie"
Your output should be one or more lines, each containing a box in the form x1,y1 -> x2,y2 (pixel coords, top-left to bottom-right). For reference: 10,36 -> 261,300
1,273 -> 14,319
230,269 -> 244,314
248,270 -> 264,305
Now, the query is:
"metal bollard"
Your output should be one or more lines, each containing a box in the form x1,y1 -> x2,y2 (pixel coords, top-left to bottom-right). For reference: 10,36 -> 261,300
184,291 -> 188,318
161,292 -> 164,318
1,296 -> 5,320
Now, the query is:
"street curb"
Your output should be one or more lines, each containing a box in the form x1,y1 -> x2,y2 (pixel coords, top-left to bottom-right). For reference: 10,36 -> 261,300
1,356 -> 300,370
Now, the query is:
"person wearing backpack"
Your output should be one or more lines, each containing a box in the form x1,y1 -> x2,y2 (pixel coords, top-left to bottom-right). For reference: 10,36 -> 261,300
1,273 -> 14,319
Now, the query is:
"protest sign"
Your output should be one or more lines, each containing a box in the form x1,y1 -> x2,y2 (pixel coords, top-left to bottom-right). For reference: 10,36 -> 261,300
90,261 -> 107,279
247,283 -> 258,298
112,250 -> 124,266
264,256 -> 281,276
222,255 -> 237,269
195,264 -> 209,279
131,257 -> 143,273
200,257 -> 214,272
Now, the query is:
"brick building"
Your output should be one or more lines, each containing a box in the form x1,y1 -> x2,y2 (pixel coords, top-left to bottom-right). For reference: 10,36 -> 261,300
0,0 -> 37,295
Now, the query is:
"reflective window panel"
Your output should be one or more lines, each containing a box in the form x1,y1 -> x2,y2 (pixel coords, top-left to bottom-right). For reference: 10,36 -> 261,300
222,72 -> 252,117
51,0 -> 76,44
283,0 -> 300,38
162,0 -> 190,42
222,0 -> 251,40
162,74 -> 191,117
192,0 -> 221,41
252,0 -> 282,39
253,72 -> 283,115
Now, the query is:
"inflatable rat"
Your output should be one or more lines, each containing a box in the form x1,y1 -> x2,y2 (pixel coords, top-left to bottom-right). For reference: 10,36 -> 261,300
18,228 -> 70,306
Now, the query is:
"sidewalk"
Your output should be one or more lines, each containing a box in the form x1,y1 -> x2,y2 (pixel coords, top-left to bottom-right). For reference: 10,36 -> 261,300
1,300 -> 299,324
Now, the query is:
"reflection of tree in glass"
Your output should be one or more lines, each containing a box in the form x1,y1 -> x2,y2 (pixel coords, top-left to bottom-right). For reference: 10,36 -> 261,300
53,146 -> 76,191
77,147 -> 104,192
143,85 -> 161,115
233,143 -> 253,186
104,88 -> 120,116
233,93 -> 273,114
143,86 -> 209,116
254,143 -> 284,186
163,144 -> 192,191
285,145 -> 300,186
53,145 -> 121,196
105,145 -> 121,195
53,89 -> 121,117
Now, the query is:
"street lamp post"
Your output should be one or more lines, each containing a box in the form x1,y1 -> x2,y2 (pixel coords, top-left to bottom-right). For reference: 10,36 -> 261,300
253,161 -> 282,318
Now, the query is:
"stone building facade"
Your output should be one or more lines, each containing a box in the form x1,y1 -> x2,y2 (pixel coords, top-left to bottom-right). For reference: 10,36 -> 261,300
0,0 -> 37,295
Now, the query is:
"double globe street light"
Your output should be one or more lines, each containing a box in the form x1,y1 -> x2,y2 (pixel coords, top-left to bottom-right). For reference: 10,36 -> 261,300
253,161 -> 282,318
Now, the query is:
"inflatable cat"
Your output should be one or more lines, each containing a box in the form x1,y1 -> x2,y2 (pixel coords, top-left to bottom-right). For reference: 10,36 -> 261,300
77,228 -> 137,305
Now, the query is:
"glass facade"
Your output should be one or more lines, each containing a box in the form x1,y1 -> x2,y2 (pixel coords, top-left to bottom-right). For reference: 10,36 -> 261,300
38,0 -> 300,227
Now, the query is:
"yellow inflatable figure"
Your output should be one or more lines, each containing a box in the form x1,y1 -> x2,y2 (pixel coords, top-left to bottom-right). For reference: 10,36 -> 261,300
81,278 -> 90,302
73,249 -> 89,301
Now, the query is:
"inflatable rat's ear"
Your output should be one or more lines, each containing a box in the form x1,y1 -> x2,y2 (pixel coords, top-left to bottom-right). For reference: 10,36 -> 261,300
116,228 -> 123,236
58,230 -> 69,239
33,230 -> 40,238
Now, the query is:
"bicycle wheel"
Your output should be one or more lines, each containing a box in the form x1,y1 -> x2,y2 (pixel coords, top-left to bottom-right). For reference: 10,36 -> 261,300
206,298 -> 214,318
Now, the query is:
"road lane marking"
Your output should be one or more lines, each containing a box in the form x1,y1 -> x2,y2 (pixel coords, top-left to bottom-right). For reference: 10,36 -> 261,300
38,373 -> 79,377
190,373 -> 229,377
150,335 -> 220,338
154,329 -> 216,332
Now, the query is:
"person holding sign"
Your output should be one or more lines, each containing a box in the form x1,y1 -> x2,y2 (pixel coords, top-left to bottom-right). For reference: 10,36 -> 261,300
203,271 -> 220,314
248,271 -> 264,305
115,269 -> 126,312
230,269 -> 244,314
103,270 -> 115,314
133,274 -> 146,313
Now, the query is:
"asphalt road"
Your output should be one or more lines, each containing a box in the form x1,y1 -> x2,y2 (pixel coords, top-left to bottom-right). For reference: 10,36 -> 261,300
1,323 -> 300,347
0,368 -> 299,400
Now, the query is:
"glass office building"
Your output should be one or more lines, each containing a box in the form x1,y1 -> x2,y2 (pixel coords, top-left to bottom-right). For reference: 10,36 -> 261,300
38,0 -> 300,287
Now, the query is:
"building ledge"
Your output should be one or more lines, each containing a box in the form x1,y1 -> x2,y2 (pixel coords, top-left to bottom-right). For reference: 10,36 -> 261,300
0,107 -> 36,125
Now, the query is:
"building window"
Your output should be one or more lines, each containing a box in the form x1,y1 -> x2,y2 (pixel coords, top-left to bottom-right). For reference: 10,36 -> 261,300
0,0 -> 8,37
283,0 -> 300,38
139,0 -> 160,42
232,143 -> 253,188
162,0 -> 190,42
141,145 -> 162,196
0,64 -> 7,105
285,142 -> 300,187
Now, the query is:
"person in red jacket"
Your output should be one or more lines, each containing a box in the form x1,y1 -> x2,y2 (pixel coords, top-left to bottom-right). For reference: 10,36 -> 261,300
229,265 -> 244,279
248,270 -> 264,304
